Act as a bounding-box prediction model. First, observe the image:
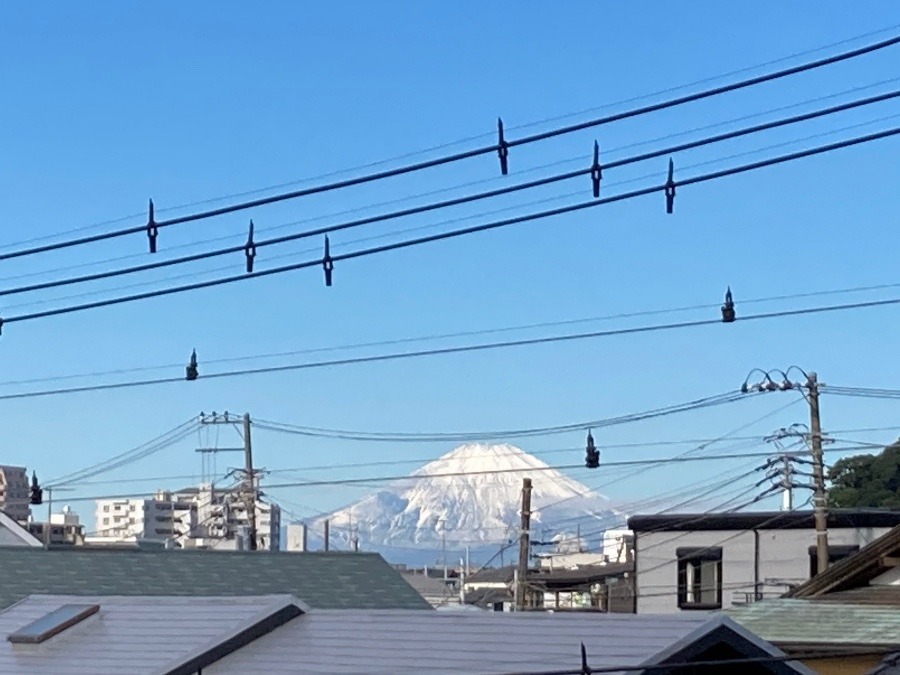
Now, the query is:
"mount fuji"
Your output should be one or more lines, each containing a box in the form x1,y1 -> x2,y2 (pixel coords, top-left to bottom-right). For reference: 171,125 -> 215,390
312,443 -> 624,565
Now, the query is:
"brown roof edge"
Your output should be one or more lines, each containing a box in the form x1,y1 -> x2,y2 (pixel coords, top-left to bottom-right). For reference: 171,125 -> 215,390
785,523 -> 900,598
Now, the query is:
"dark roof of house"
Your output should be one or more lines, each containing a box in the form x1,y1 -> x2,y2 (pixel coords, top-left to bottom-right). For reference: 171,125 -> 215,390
528,562 -> 634,589
629,509 -> 900,533
726,598 -> 900,650
466,565 -> 517,585
785,522 -> 900,598
0,547 -> 431,610
809,586 -> 900,606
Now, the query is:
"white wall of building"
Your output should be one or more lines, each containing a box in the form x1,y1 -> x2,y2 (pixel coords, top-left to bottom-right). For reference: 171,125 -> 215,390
0,466 -> 30,522
634,524 -> 891,613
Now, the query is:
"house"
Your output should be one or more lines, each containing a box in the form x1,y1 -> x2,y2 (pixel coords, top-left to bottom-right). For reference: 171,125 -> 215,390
0,510 -> 41,547
725,522 -> 900,674
464,562 -> 635,612
0,547 -> 431,610
399,568 -> 460,608
628,509 -> 900,614
727,598 -> 900,675
0,592 -> 816,674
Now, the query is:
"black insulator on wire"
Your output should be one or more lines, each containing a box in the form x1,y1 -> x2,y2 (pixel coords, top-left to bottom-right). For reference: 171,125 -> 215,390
245,220 -> 257,273
497,117 -> 509,175
186,349 -> 199,381
591,141 -> 602,198
722,286 -> 736,322
147,199 -> 159,253
322,235 -> 334,287
665,158 -> 676,214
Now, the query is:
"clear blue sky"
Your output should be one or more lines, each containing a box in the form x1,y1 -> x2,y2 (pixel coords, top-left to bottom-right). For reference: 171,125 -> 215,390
1,3 -> 899,534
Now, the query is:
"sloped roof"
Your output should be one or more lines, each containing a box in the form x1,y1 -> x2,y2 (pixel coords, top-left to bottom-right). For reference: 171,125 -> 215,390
0,511 -> 41,547
204,609 -> 812,674
0,594 -> 305,675
0,547 -> 430,610
727,598 -> 900,649
785,522 -> 900,598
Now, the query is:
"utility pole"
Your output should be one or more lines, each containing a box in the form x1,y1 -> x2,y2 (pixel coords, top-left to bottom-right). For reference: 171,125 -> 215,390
743,369 -> 831,575
807,372 -> 829,575
323,519 -> 330,552
242,413 -> 258,551
516,478 -> 533,611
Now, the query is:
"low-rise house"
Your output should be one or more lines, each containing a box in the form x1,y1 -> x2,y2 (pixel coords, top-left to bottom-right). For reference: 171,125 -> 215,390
628,509 -> 900,614
0,593 -> 815,674
399,568 -> 459,608
726,522 -> 900,674
0,546 -> 430,610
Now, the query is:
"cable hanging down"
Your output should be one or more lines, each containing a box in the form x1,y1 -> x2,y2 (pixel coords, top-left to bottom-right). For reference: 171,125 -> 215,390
1,32 -> 898,262
1,123 -> 897,330
6,87 -> 898,300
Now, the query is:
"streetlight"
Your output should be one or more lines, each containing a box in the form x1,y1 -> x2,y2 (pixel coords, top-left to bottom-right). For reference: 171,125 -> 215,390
739,367 -> 830,575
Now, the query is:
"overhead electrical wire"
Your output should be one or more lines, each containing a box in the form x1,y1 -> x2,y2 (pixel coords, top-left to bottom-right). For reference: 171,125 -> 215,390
253,391 -> 747,442
55,449 -> 840,505
7,76 -> 898,290
2,31 -> 899,263
5,89 -> 899,300
2,124 -> 899,331
3,293 -> 900,402
4,278 -> 899,390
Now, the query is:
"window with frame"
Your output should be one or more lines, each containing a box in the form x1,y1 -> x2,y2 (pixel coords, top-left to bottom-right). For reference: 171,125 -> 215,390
676,547 -> 723,610
808,545 -> 859,578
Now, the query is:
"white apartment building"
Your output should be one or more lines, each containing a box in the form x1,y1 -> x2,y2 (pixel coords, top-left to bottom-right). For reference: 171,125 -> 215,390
179,484 -> 280,551
0,465 -> 30,522
94,485 -> 280,550
94,490 -> 196,545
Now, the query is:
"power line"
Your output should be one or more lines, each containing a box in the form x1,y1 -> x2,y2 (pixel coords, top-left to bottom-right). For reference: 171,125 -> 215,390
2,32 -> 898,262
7,89 -> 899,300
4,123 -> 899,330
253,391 -> 746,442
7,76 -> 897,289
4,277 -> 899,390
4,293 -> 900,402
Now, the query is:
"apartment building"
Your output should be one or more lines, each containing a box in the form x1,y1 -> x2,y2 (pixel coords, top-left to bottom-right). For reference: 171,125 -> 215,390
93,485 -> 280,550
0,466 -> 30,522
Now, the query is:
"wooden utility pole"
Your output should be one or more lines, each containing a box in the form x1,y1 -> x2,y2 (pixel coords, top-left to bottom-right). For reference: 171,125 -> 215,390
807,373 -> 829,574
516,478 -> 533,611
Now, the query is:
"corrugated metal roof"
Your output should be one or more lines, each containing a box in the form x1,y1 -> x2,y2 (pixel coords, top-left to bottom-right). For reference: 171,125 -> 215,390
0,594 -> 300,675
204,611 -> 808,674
727,598 -> 900,647
0,547 -> 430,610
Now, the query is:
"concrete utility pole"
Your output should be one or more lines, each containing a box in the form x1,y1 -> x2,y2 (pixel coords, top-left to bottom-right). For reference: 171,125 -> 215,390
323,519 -> 330,552
516,478 -> 533,611
807,372 -> 829,575
743,368 -> 830,574
242,413 -> 258,551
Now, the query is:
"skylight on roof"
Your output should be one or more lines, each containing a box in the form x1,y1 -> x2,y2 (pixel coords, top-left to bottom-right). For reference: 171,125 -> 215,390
7,604 -> 100,644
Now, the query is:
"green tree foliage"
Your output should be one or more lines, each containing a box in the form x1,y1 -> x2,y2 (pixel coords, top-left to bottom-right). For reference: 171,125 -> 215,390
827,441 -> 900,508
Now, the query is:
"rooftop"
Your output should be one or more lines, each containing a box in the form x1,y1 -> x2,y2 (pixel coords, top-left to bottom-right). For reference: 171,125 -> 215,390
629,509 -> 900,532
727,597 -> 900,650
0,547 -> 430,610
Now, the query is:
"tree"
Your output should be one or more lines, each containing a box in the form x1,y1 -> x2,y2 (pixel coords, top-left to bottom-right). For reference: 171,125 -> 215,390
827,441 -> 900,508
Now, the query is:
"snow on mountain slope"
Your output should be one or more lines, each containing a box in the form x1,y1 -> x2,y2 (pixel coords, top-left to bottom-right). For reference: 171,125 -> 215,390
313,443 -> 624,563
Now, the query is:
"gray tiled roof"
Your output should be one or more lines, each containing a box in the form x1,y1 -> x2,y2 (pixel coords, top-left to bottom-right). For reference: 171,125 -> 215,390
726,597 -> 900,647
0,547 -> 431,610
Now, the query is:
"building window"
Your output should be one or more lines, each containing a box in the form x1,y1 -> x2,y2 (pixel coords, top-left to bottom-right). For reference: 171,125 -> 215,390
808,545 -> 859,578
102,518 -> 109,525
102,505 -> 109,513
676,547 -> 722,610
